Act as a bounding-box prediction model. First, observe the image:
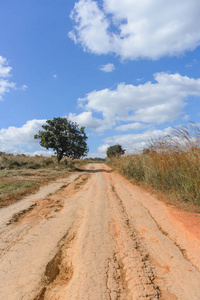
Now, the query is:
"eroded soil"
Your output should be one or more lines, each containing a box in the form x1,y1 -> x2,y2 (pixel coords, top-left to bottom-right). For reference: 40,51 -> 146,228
0,164 -> 200,299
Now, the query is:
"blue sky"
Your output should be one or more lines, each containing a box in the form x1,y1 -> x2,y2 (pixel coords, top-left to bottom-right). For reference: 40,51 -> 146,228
0,0 -> 200,157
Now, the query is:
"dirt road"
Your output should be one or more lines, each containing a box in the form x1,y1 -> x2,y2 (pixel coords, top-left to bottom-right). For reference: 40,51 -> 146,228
0,163 -> 200,300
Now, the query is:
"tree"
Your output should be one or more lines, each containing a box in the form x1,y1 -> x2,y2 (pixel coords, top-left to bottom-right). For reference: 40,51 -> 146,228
34,117 -> 88,163
106,144 -> 125,158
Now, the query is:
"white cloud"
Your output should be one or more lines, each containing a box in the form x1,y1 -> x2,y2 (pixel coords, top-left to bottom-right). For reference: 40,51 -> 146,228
0,56 -> 12,78
69,0 -> 111,54
0,79 -> 16,100
87,144 -> 110,158
186,63 -> 193,68
92,127 -> 173,157
0,55 -> 16,100
182,115 -> 190,121
53,74 -> 57,78
30,150 -> 54,157
87,152 -> 106,159
115,122 -> 148,131
185,59 -> 198,68
136,78 -> 144,82
68,111 -> 112,132
100,63 -> 115,72
69,0 -> 200,60
78,73 -> 200,131
104,127 -> 173,152
0,55 -> 27,100
0,119 -> 46,153
20,84 -> 28,91
98,144 -> 110,153
6,149 -> 54,157
68,111 -> 102,129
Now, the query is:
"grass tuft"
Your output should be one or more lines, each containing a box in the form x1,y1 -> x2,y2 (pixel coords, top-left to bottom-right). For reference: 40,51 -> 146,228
107,123 -> 200,207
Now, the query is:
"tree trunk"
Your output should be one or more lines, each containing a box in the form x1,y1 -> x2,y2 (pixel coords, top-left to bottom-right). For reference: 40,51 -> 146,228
56,150 -> 63,164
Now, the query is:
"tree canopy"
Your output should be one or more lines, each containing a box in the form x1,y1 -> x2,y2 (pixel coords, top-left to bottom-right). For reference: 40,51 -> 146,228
34,117 -> 88,163
106,144 -> 125,158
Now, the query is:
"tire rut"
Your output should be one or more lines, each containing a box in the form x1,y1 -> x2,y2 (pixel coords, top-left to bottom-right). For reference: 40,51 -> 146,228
106,252 -> 129,300
1,164 -> 200,300
108,184 -> 160,299
143,206 -> 195,264
5,173 -> 90,228
0,172 -> 91,300
104,168 -> 200,300
6,203 -> 37,225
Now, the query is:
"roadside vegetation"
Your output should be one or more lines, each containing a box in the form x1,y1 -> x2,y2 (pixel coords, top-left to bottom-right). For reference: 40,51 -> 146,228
34,117 -> 88,163
106,144 -> 125,158
106,123 -> 200,209
0,117 -> 91,208
0,154 -> 90,208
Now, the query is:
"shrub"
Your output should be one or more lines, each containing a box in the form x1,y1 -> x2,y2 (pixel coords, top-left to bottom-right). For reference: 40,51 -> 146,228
106,144 -> 125,158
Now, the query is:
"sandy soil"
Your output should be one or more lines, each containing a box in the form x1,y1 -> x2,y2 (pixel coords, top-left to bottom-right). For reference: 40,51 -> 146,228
0,163 -> 200,300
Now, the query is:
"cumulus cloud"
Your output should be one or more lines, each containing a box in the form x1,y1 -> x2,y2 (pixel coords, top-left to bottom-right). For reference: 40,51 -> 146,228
104,127 -> 173,152
0,56 -> 12,78
30,150 -> 54,157
115,122 -> 148,131
98,144 -> 110,153
0,119 -> 46,153
90,127 -> 174,157
68,111 -> 102,129
0,56 -> 16,100
87,152 -> 106,159
100,63 -> 115,72
69,0 -> 200,60
68,111 -> 112,132
86,144 -> 110,158
77,72 -> 200,131
69,0 -> 111,54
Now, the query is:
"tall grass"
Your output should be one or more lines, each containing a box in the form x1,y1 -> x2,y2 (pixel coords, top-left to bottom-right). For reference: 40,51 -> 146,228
107,123 -> 200,206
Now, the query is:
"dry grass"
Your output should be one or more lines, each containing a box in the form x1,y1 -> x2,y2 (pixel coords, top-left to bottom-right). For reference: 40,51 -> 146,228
0,155 -> 91,208
107,123 -> 200,209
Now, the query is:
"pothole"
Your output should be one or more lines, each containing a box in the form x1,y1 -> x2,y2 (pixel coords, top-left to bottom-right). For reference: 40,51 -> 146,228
34,226 -> 77,300
74,174 -> 90,190
45,249 -> 62,284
